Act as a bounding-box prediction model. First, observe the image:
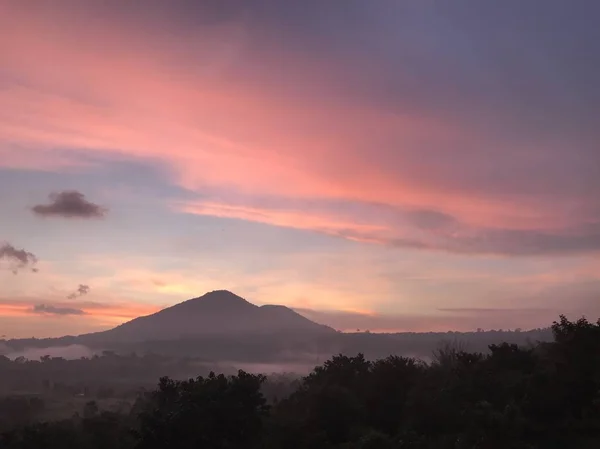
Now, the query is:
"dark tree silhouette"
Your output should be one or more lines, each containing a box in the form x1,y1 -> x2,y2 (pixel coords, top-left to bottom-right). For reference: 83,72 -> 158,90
1,316 -> 600,449
135,370 -> 268,449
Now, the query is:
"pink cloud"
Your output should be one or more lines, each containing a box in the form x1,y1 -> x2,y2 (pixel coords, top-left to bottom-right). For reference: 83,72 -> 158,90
177,198 -> 600,256
0,3 -> 598,256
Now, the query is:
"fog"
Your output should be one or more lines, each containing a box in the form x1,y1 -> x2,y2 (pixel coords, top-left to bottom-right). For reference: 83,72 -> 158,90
4,344 -> 95,361
206,361 -> 318,375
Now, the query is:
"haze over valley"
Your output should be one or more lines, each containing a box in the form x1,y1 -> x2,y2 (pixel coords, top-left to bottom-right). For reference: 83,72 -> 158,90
1,290 -> 553,371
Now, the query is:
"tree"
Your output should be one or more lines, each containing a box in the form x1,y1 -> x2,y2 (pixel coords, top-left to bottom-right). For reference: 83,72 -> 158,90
83,401 -> 99,419
135,370 -> 268,449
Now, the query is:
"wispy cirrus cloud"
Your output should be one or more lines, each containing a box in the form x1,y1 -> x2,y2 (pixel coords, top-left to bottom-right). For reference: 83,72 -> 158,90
177,198 -> 600,256
31,191 -> 107,219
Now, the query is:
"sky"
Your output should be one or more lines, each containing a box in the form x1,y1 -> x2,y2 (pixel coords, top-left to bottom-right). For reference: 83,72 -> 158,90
1,0 -> 599,338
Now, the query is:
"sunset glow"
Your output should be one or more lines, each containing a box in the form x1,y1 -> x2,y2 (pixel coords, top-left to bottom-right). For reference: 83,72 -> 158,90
1,1 -> 599,338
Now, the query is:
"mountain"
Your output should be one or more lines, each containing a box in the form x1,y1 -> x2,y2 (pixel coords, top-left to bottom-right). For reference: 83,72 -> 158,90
83,290 -> 335,342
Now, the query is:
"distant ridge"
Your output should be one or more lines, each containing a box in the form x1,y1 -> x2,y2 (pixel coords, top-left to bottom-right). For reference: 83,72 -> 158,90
82,290 -> 335,342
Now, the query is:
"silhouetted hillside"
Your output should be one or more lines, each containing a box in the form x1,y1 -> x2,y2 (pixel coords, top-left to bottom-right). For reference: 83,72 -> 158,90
1,291 -> 555,364
81,290 -> 335,343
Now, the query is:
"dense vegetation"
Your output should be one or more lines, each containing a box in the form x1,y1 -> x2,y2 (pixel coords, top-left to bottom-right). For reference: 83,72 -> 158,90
1,316 -> 599,448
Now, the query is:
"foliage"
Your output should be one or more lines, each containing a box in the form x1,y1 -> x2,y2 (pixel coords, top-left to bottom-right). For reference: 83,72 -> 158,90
135,371 -> 268,449
1,316 -> 599,449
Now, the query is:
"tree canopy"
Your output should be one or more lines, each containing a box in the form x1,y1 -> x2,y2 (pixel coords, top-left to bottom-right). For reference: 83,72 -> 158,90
1,316 -> 599,449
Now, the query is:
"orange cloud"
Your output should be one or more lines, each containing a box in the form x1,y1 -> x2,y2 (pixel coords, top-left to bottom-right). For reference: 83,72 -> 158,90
0,299 -> 160,323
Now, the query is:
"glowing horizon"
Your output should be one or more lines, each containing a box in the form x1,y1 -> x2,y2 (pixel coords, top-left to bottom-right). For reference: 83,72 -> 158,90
1,1 -> 599,338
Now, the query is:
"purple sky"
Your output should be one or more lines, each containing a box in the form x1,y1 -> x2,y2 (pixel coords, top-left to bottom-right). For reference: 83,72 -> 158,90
0,1 -> 599,337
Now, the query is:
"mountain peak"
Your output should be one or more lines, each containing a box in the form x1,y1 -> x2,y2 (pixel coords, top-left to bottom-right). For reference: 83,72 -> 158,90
199,290 -> 247,301
87,290 -> 334,342
185,290 -> 256,309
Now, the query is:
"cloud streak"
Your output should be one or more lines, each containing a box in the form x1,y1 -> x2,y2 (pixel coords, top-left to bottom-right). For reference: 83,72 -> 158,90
178,198 -> 600,256
32,191 -> 107,219
0,298 -> 162,322
33,304 -> 85,316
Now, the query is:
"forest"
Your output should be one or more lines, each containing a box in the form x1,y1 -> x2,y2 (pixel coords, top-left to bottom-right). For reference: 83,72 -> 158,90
0,316 -> 599,449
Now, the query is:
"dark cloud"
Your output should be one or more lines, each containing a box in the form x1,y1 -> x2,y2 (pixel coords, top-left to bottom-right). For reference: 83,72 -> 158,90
0,243 -> 38,274
32,191 -> 107,219
67,284 -> 90,300
32,304 -> 86,316
453,225 -> 600,257
339,220 -> 600,257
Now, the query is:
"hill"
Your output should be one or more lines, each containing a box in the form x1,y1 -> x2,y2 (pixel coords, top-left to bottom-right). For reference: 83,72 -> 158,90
0,291 -> 554,363
81,290 -> 335,343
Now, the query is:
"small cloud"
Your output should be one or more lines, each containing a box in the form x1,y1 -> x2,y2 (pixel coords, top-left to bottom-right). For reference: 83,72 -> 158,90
32,191 -> 107,219
0,243 -> 38,274
33,304 -> 86,316
67,284 -> 90,300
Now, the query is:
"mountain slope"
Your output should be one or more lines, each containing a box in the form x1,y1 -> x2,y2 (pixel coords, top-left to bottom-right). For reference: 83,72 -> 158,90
84,290 -> 334,342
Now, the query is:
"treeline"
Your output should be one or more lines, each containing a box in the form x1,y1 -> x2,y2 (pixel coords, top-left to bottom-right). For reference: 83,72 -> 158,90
0,351 -> 207,397
1,316 -> 599,448
0,352 -> 300,427
2,326 -> 552,363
